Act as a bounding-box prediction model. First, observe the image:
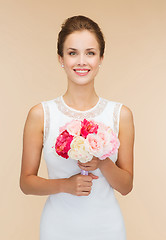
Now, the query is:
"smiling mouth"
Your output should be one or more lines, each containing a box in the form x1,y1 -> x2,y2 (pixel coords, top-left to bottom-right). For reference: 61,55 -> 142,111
73,69 -> 90,76
73,69 -> 90,73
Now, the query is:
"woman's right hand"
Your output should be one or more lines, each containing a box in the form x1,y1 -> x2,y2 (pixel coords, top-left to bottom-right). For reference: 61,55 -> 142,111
63,173 -> 99,196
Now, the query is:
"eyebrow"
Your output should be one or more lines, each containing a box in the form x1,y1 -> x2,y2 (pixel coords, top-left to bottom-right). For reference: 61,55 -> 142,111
67,48 -> 96,51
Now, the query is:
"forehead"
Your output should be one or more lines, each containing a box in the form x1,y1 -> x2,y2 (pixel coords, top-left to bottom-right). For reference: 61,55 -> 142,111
63,30 -> 99,50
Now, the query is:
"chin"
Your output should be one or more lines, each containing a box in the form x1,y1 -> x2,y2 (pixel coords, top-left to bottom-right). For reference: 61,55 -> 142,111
67,75 -> 94,85
73,81 -> 92,86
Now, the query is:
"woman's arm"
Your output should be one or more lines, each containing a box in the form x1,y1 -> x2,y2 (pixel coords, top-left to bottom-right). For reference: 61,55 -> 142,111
19,104 -> 66,196
99,105 -> 135,196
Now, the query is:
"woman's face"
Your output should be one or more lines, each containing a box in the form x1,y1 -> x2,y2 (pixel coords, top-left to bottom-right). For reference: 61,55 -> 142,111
58,30 -> 104,86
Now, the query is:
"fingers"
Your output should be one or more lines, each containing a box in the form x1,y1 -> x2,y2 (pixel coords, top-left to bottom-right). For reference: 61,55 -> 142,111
77,158 -> 100,172
81,181 -> 93,187
78,161 -> 90,167
88,173 -> 99,179
78,159 -> 95,167
77,191 -> 91,196
76,178 -> 92,196
77,162 -> 94,171
73,174 -> 99,196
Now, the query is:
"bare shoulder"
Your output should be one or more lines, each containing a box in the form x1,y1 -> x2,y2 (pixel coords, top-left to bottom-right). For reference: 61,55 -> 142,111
117,104 -> 135,177
119,105 -> 134,137
28,103 -> 44,119
119,105 -> 134,130
120,104 -> 134,121
25,103 -> 44,133
21,103 -> 44,180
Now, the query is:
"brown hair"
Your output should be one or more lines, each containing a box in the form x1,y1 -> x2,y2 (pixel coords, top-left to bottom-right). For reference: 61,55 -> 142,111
57,15 -> 105,57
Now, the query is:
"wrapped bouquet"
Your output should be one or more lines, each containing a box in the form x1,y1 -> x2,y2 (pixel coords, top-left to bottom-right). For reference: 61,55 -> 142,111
52,119 -> 120,175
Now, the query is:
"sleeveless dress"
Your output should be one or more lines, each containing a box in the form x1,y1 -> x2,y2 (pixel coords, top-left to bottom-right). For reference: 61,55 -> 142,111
40,95 -> 126,240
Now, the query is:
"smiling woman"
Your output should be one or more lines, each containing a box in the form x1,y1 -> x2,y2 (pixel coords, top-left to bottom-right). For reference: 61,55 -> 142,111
20,15 -> 135,240
58,29 -> 103,88
69,47 -> 95,76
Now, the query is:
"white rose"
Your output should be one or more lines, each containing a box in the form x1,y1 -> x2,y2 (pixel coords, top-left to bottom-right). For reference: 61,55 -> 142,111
68,136 -> 93,163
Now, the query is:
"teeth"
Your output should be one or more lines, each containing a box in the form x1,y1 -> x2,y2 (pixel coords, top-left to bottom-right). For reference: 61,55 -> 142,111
75,70 -> 89,73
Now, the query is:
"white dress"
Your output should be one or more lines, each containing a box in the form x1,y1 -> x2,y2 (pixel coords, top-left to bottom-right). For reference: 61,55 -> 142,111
40,95 -> 126,240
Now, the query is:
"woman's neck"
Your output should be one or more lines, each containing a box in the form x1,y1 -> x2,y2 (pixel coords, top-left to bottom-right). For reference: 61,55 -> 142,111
62,89 -> 99,111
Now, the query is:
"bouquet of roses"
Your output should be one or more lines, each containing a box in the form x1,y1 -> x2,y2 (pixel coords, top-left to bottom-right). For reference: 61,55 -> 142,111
53,119 -> 120,175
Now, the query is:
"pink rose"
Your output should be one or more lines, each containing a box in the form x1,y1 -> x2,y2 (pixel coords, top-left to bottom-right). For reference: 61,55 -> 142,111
66,120 -> 81,136
55,130 -> 74,159
85,134 -> 103,157
109,131 -> 120,154
97,130 -> 111,147
80,119 -> 98,138
59,120 -> 81,136
99,131 -> 120,160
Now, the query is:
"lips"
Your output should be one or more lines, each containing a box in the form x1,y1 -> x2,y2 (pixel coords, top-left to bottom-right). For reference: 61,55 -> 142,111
73,68 -> 90,76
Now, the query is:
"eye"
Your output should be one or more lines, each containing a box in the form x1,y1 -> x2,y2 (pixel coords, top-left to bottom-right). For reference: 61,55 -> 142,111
69,52 -> 76,56
87,52 -> 95,55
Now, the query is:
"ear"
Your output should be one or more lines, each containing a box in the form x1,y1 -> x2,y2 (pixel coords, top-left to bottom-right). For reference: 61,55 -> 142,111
58,55 -> 63,65
100,55 -> 104,65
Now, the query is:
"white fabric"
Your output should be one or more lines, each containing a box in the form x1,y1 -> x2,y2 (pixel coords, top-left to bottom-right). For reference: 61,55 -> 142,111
40,96 -> 126,240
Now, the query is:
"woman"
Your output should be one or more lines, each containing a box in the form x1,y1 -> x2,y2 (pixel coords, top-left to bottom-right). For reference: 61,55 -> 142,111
20,15 -> 135,240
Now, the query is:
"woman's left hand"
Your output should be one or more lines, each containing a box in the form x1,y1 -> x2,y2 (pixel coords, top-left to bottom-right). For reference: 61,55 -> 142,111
77,156 -> 101,171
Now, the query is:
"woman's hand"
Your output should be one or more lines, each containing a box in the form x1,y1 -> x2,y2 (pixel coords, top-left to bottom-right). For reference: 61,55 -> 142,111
64,173 -> 98,196
62,157 -> 101,196
77,156 -> 102,172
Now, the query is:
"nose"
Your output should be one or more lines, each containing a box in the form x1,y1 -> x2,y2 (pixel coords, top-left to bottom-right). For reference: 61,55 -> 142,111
77,53 -> 87,66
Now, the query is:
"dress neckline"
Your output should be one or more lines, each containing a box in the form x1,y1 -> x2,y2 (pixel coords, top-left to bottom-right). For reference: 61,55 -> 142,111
54,95 -> 108,119
60,95 -> 101,113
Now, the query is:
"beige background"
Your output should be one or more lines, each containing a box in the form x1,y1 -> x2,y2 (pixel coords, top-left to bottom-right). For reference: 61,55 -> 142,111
1,0 -> 166,239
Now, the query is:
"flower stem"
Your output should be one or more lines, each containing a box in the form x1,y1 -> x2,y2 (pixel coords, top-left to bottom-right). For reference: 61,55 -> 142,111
81,170 -> 89,175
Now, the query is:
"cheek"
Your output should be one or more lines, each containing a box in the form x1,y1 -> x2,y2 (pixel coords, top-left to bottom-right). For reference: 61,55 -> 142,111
63,56 -> 76,67
89,58 -> 100,68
